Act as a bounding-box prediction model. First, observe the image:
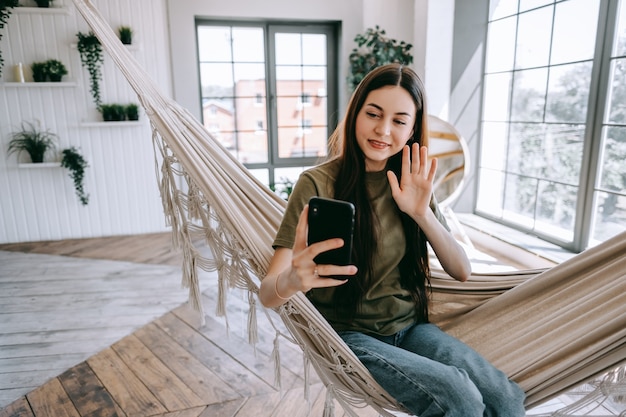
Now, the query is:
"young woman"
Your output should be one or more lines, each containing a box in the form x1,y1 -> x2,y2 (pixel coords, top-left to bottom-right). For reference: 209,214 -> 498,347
259,63 -> 526,416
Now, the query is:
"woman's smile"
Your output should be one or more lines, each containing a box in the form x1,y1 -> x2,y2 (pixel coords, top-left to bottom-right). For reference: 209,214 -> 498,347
368,139 -> 391,149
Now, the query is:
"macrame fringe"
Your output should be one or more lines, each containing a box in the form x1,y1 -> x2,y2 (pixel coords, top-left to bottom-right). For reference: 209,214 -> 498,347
323,385 -> 336,417
271,333 -> 282,390
303,354 -> 311,403
181,247 -> 200,310
187,182 -> 204,221
607,364 -> 626,403
247,291 -> 258,345
216,263 -> 227,317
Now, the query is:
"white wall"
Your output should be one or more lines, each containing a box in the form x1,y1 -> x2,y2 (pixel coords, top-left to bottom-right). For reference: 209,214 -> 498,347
0,0 -> 173,243
449,0 -> 488,212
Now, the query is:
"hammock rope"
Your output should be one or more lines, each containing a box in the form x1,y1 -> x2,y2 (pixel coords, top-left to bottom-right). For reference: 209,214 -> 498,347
72,1 -> 626,414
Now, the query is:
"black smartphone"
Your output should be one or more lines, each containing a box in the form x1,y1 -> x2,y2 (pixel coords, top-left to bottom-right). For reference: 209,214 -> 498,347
307,196 -> 355,268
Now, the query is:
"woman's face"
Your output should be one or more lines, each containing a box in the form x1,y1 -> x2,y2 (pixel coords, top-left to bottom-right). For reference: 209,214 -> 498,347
355,85 -> 417,172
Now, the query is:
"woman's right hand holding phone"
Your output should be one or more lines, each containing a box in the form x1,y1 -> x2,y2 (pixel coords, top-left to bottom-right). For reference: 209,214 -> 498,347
260,205 -> 357,308
292,205 -> 357,290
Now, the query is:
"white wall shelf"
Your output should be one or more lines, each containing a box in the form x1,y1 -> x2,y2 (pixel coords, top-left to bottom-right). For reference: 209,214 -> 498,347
80,121 -> 143,127
12,6 -> 71,15
70,43 -> 140,51
2,81 -> 78,88
18,162 -> 62,169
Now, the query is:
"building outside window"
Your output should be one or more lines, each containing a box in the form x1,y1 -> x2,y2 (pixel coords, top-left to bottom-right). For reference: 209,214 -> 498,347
196,20 -> 339,192
478,0 -> 626,251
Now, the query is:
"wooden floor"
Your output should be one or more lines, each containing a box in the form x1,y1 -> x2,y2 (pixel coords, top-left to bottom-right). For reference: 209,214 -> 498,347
0,233 -> 381,417
1,232 -> 621,416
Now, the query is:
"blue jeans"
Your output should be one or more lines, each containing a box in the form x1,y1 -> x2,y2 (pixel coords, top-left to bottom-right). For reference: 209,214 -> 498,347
339,323 -> 526,416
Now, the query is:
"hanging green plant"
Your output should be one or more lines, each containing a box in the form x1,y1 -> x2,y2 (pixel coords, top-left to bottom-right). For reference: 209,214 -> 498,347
61,146 -> 90,205
347,26 -> 413,91
0,0 -> 19,77
76,31 -> 104,107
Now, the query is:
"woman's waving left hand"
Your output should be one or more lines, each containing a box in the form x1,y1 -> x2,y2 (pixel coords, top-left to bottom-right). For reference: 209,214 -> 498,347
387,143 -> 438,221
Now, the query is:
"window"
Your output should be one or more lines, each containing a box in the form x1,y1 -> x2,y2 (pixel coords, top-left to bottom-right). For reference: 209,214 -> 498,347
478,0 -> 626,251
196,20 -> 339,190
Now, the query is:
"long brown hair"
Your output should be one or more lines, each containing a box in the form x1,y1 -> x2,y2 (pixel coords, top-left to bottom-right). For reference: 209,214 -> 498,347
328,63 -> 432,323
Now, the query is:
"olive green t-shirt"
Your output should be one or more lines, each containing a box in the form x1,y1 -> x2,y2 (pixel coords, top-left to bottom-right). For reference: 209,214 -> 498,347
273,159 -> 448,336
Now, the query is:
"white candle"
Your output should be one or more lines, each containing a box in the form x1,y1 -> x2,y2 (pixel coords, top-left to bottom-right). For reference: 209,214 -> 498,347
14,63 -> 25,83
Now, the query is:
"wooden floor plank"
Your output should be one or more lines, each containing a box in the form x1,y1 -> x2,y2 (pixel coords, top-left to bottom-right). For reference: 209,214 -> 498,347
58,362 -> 121,417
133,322 -> 242,405
0,354 -> 88,375
233,391 -> 282,417
111,334 -> 206,412
197,399 -> 245,417
87,347 -> 167,417
0,233 -> 185,266
0,328 -> 143,348
153,313 -> 274,398
154,406 -> 207,417
0,397 -> 34,417
26,378 -> 80,417
173,304 -> 302,391
272,382 -> 324,417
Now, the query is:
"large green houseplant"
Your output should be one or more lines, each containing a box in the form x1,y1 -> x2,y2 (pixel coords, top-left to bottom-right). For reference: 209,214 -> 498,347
347,26 -> 413,91
7,121 -> 57,163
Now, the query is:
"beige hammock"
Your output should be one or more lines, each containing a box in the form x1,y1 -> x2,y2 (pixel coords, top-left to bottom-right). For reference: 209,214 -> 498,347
72,1 -> 626,415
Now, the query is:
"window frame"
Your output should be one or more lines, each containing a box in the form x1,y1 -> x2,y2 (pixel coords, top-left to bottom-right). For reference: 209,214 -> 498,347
195,18 -> 340,189
477,0 -> 623,252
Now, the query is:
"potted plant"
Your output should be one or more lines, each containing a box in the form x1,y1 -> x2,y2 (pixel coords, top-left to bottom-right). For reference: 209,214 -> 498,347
99,103 -> 126,121
61,146 -> 89,205
34,0 -> 53,7
125,103 -> 139,121
0,0 -> 19,77
271,177 -> 294,200
44,59 -> 67,81
118,25 -> 133,45
7,121 -> 57,163
31,61 -> 48,82
76,31 -> 104,107
347,26 -> 413,91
